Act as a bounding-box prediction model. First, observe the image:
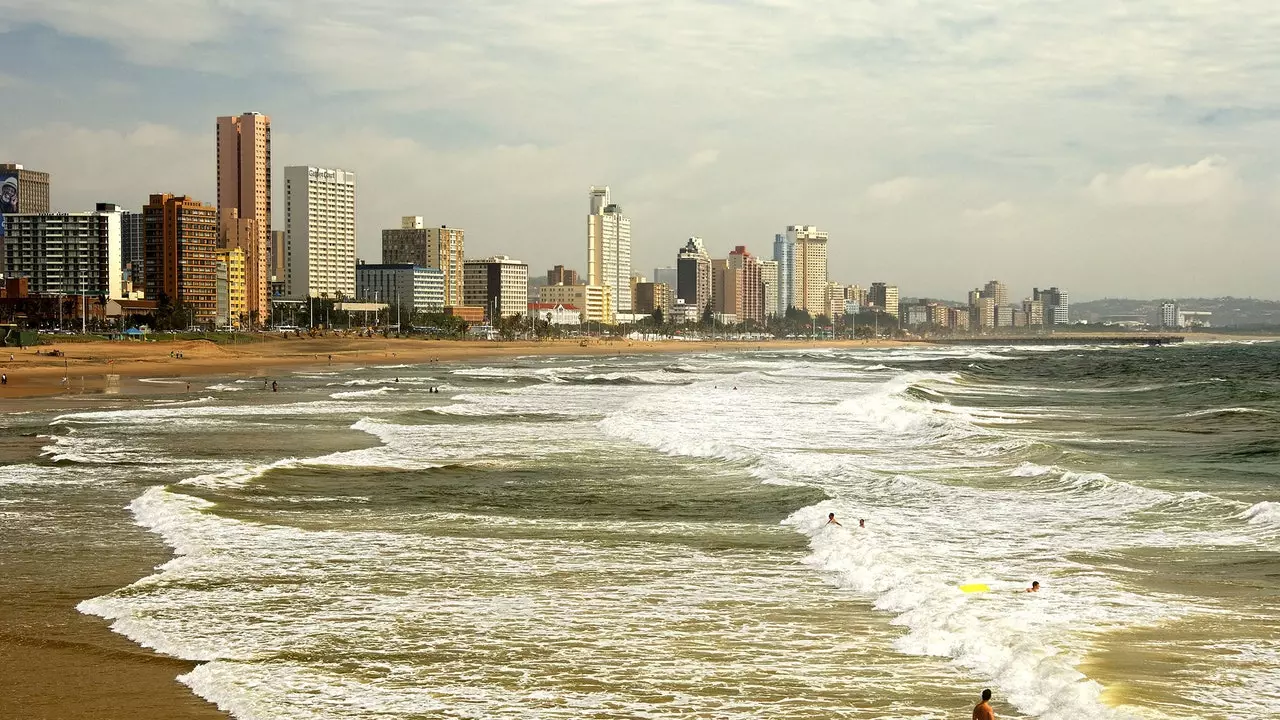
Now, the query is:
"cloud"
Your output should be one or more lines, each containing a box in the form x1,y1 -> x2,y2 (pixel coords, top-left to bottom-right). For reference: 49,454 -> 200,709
866,176 -> 925,204
1086,156 -> 1240,206
962,200 -> 1016,219
2,1 -> 1280,299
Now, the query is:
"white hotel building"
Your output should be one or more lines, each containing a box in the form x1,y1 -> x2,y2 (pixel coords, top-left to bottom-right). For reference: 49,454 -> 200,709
284,166 -> 356,299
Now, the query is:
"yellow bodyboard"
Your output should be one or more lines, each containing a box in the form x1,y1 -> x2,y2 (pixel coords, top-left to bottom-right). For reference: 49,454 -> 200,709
959,583 -> 990,594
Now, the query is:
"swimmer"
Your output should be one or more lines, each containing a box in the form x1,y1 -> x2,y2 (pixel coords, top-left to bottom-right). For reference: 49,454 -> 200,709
271,380 -> 278,392
1026,581 -> 1040,593
973,689 -> 995,720
859,518 -> 866,528
826,512 -> 841,526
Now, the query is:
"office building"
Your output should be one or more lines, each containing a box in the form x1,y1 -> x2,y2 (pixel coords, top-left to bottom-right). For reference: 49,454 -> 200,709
633,281 -> 672,317
759,259 -> 779,318
868,282 -> 899,319
382,216 -> 428,265
356,263 -> 445,315
215,247 -> 247,328
1,208 -> 122,299
144,194 -> 218,321
216,112 -> 271,323
547,265 -> 580,286
824,282 -> 845,321
116,207 -> 145,291
676,237 -> 712,313
538,283 -> 612,324
726,246 -> 764,324
711,259 -> 738,319
284,166 -> 356,299
653,266 -> 678,291
463,255 -> 529,320
0,164 -> 51,213
586,186 -> 632,312
1034,287 -> 1069,325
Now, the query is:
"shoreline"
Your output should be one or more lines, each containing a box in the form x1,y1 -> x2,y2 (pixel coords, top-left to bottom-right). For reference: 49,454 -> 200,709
0,337 -> 919,400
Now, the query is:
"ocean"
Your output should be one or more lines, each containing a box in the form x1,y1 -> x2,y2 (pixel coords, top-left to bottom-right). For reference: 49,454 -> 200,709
2,342 -> 1277,719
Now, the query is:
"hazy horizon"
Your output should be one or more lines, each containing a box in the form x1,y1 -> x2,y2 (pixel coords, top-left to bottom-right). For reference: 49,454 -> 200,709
1,1 -> 1277,301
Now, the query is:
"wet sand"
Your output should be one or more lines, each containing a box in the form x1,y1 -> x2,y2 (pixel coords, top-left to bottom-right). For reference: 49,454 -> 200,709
0,433 -> 229,720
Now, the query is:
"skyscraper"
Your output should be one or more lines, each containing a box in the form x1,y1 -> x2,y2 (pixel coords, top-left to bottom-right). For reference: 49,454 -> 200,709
759,259 -> 779,318
982,279 -> 1008,307
772,233 -> 793,313
868,282 -> 899,319
143,194 -> 218,321
586,186 -> 632,312
216,112 -> 271,323
463,256 -> 529,320
727,245 -> 764,324
0,164 -> 51,213
789,225 -> 829,315
1034,287 -> 1070,325
2,207 -> 121,299
676,237 -> 712,313
284,166 -> 356,299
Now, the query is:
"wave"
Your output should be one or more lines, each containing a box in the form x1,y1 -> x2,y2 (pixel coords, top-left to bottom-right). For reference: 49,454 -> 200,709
789,507 -> 1131,719
330,387 -> 399,399
1240,501 -> 1280,526
1177,407 -> 1274,418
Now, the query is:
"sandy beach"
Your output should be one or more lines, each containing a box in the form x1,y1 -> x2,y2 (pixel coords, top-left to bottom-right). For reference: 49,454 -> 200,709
0,335 -> 917,400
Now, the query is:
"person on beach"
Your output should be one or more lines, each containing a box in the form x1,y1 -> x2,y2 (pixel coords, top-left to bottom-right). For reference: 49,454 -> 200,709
826,512 -> 841,526
1027,581 -> 1040,593
973,689 -> 995,720
1,373 -> 7,385
272,380 -> 278,392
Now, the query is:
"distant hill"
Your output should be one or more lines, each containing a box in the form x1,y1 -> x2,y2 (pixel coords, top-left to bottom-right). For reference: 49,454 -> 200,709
1072,297 -> 1280,328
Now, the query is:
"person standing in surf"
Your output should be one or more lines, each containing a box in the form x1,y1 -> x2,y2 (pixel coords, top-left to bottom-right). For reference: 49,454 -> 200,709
973,689 -> 995,719
826,512 -> 841,526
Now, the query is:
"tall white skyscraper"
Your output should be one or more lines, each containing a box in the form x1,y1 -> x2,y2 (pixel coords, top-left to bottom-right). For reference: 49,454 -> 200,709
759,259 -> 779,318
284,166 -> 356,299
586,186 -> 632,312
787,225 -> 828,315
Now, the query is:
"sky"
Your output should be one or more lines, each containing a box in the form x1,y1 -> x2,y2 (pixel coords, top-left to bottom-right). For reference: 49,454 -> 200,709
1,0 -> 1278,302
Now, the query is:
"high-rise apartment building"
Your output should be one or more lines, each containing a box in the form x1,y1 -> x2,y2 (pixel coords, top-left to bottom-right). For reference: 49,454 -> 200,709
547,265 -> 580,286
216,112 -> 271,323
380,217 -> 464,306
759,259 -> 779,319
727,245 -> 764,324
1034,287 -> 1069,325
868,282 -> 899,319
982,279 -> 1008,307
1160,301 -> 1178,328
356,263 -> 446,315
284,166 -> 356,299
633,282 -> 672,317
463,256 -> 529,320
676,237 -> 712,313
215,247 -> 247,328
0,164 -> 51,213
586,186 -> 632,312
823,282 -> 845,321
1022,298 -> 1044,326
774,225 -> 828,315
144,194 -> 218,321
1,208 -> 122,299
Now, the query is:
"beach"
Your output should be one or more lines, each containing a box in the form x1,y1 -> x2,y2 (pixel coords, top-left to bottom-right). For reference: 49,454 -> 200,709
0,336 -> 915,400
2,340 -> 1277,719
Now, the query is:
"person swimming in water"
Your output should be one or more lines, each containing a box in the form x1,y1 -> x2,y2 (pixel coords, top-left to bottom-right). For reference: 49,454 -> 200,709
859,518 -> 866,528
826,512 -> 841,526
1026,581 -> 1040,593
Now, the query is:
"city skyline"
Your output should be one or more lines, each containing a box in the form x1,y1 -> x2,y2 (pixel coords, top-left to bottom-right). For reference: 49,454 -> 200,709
1,2 -> 1278,301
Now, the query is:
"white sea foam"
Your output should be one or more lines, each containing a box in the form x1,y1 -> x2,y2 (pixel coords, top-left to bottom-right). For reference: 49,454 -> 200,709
1240,501 -> 1280,526
329,386 -> 397,399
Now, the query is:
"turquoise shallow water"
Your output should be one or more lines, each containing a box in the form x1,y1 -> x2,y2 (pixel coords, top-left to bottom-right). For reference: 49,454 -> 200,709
3,342 -> 1277,719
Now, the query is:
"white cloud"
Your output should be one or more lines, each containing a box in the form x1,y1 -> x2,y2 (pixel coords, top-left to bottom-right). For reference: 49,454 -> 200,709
1086,156 -> 1240,206
962,200 -> 1016,219
866,176 -> 925,204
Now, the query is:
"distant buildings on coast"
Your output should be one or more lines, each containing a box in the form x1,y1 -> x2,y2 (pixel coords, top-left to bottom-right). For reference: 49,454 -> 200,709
6,110 -> 1195,334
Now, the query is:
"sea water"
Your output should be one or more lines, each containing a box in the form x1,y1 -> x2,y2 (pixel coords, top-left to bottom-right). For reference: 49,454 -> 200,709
2,342 -> 1277,719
